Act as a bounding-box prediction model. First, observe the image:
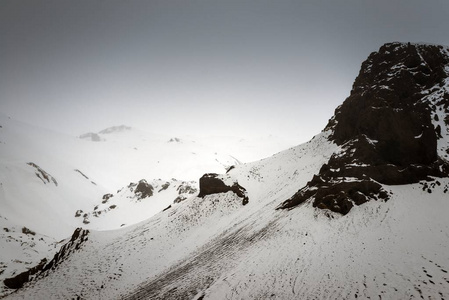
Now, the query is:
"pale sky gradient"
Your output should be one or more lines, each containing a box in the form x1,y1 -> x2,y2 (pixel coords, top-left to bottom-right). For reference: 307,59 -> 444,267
1,1 -> 449,143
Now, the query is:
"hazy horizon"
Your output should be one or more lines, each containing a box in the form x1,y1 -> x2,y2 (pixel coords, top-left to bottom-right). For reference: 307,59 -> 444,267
2,1 -> 449,144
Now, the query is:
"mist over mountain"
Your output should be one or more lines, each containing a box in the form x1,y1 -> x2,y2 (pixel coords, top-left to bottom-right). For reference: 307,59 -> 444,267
1,42 -> 449,299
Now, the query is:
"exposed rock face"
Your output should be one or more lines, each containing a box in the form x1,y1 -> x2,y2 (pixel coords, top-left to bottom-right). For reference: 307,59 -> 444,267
198,173 -> 249,205
3,228 -> 89,289
74,179 -> 198,226
134,179 -> 154,199
280,42 -> 449,214
40,228 -> 89,273
27,162 -> 58,186
176,182 -> 197,195
328,43 -> 448,167
3,259 -> 47,289
102,193 -> 114,203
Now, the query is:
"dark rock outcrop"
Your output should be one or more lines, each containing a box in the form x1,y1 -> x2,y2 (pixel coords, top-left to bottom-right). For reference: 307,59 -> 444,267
158,182 -> 170,192
176,182 -> 197,195
41,228 -> 89,273
102,193 -> 114,203
134,179 -> 154,199
3,228 -> 89,290
327,43 -> 448,168
74,169 -> 90,180
198,173 -> 249,205
127,179 -> 154,200
27,162 -> 58,186
280,42 -> 449,214
4,259 -> 47,289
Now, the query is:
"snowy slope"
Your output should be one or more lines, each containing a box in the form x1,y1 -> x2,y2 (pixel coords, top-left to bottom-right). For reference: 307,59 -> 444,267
74,178 -> 198,230
0,114 -> 292,238
0,114 -> 294,297
5,132 -> 449,299
3,42 -> 449,299
4,131 -> 339,299
0,217 -> 65,299
0,114 -> 108,238
76,126 -> 240,188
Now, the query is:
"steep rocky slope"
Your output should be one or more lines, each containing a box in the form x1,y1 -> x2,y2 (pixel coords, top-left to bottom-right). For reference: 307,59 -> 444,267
4,42 -> 449,299
280,42 -> 449,214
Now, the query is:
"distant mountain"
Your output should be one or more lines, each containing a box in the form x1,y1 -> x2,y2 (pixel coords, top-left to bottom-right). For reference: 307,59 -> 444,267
3,43 -> 449,299
98,125 -> 132,135
78,132 -> 103,142
79,125 -> 133,141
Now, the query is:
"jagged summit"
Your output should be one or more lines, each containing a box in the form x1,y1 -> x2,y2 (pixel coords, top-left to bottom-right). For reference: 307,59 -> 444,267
280,42 -> 449,214
327,42 -> 449,147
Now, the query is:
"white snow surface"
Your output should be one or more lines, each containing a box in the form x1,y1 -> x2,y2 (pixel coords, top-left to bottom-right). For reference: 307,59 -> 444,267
2,44 -> 449,298
4,130 -> 449,299
0,113 -> 294,297
0,113 -> 293,238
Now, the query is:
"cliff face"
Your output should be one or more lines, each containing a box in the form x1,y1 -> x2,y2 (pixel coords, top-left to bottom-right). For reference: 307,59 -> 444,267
280,42 -> 449,214
329,42 -> 448,166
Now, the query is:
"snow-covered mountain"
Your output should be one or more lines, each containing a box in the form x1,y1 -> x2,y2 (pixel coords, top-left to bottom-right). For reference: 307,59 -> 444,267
0,116 -> 293,297
2,42 -> 449,299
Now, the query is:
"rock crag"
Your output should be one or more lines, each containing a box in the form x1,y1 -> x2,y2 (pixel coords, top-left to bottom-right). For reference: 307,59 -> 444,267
280,42 -> 449,214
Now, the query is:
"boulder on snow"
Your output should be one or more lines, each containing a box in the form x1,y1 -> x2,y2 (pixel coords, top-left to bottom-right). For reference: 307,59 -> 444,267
102,193 -> 114,203
198,173 -> 249,205
134,179 -> 154,199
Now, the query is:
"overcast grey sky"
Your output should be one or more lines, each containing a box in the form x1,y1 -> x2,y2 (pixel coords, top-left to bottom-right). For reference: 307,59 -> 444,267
1,1 -> 449,143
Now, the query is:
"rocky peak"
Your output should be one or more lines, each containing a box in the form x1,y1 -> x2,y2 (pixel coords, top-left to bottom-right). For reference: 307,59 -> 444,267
326,42 -> 449,170
327,43 -> 449,161
280,42 -> 449,215
351,42 -> 448,105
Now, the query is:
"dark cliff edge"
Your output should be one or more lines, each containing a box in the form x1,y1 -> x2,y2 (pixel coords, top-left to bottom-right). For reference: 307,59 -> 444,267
279,42 -> 449,214
3,228 -> 89,290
